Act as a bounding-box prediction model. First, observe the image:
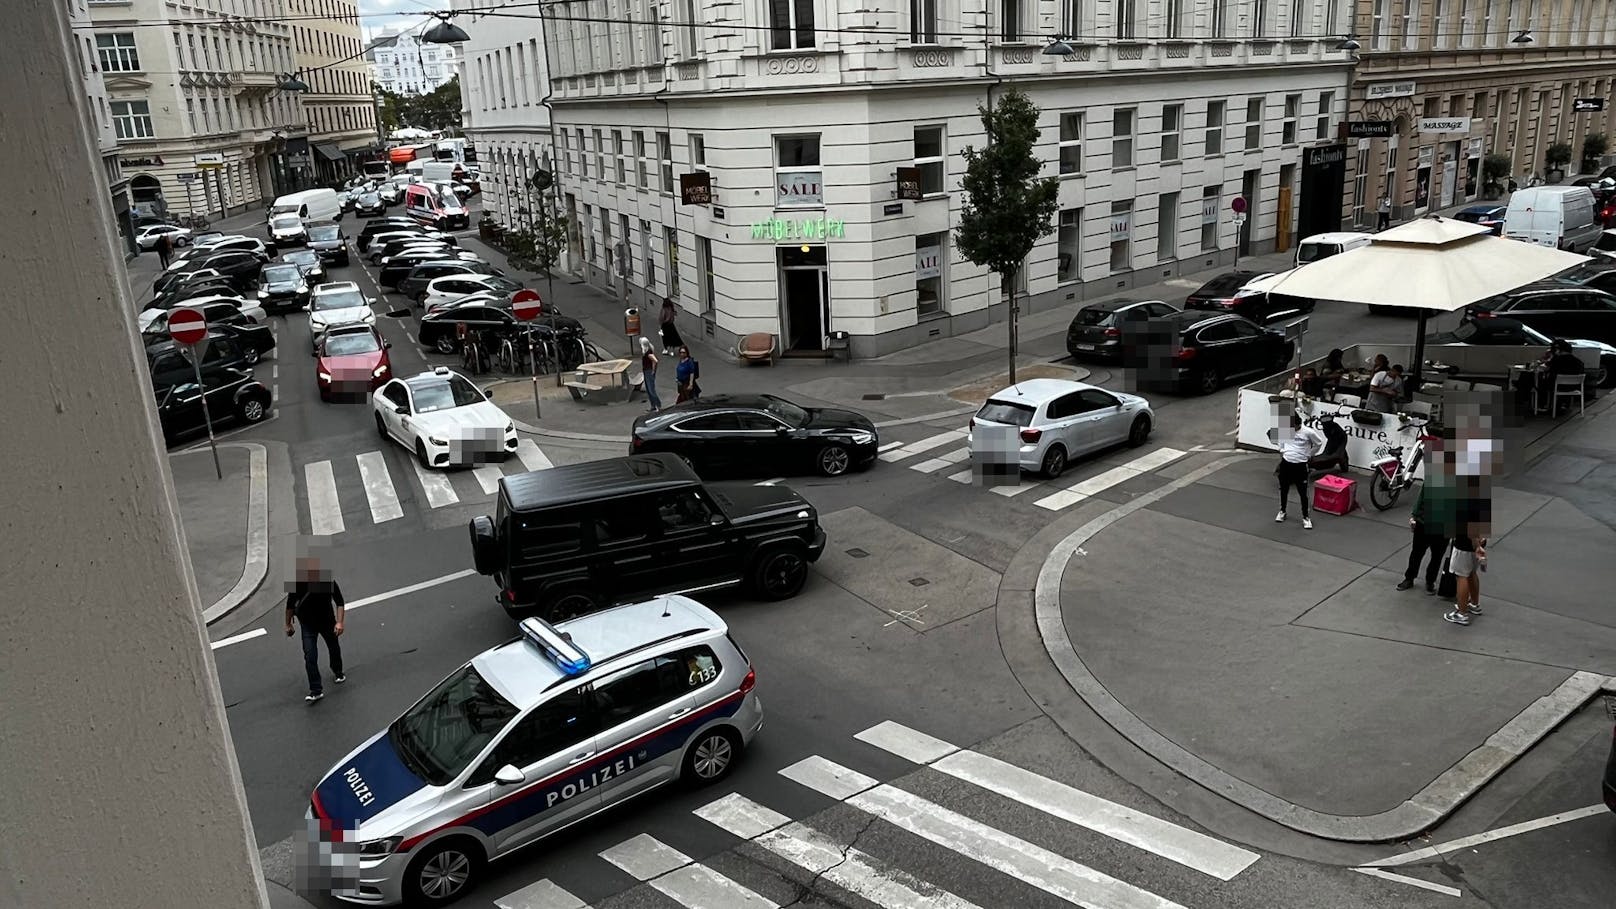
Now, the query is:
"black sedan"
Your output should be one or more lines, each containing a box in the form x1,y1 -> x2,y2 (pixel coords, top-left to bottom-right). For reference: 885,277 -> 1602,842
1122,310 -> 1294,395
149,276 -> 239,310
279,249 -> 326,284
379,250 -> 480,289
357,217 -> 420,251
629,394 -> 879,478
1452,204 -> 1507,236
256,263 -> 310,314
353,193 -> 386,218
1184,272 -> 1314,324
156,367 -> 272,443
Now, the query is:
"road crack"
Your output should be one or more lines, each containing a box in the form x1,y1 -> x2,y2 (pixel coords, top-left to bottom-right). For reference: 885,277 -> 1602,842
777,811 -> 881,909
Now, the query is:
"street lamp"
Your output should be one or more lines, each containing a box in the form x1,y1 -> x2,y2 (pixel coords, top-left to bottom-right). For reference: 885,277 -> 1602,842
276,72 -> 310,92
422,12 -> 470,45
1042,37 -> 1076,57
1511,29 -> 1534,45
1334,34 -> 1362,52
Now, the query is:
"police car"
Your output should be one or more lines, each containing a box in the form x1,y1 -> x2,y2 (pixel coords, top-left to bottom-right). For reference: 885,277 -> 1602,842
300,596 -> 763,906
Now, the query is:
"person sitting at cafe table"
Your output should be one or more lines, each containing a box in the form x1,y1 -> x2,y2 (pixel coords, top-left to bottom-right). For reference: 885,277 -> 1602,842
1319,350 -> 1348,397
1285,367 -> 1327,398
1535,340 -> 1585,408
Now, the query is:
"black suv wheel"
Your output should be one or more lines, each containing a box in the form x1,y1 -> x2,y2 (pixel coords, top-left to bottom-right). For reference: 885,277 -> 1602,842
751,546 -> 809,600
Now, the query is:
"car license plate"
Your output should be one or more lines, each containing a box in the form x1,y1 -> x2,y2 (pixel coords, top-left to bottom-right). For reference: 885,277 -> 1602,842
1075,343 -> 1095,350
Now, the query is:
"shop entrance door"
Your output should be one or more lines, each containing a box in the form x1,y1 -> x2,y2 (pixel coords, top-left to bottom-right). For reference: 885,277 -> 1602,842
1441,142 -> 1461,208
780,245 -> 828,353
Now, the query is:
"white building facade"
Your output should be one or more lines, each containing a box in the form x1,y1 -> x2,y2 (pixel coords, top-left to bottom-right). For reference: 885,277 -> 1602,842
288,0 -> 378,183
369,33 -> 461,95
545,0 -> 1357,358
455,4 -> 555,237
89,0 -> 309,220
68,0 -> 136,256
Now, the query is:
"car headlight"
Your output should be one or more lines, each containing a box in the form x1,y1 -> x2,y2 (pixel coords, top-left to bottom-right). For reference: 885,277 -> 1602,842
848,430 -> 876,445
358,836 -> 402,857
428,436 -> 447,446
257,290 -> 268,299
363,310 -> 376,323
372,365 -> 388,378
296,284 -> 307,294
318,371 -> 332,382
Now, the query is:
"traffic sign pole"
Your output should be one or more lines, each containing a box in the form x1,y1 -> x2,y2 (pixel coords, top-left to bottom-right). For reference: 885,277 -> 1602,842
191,355 -> 223,480
511,289 -> 545,422
168,306 -> 220,478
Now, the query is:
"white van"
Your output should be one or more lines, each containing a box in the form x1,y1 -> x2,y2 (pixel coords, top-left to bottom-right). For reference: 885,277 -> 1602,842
1504,185 -> 1603,252
1296,231 -> 1374,267
269,188 -> 342,224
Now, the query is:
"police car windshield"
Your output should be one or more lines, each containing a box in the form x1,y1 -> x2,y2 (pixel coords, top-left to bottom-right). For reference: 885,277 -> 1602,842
390,664 -> 518,786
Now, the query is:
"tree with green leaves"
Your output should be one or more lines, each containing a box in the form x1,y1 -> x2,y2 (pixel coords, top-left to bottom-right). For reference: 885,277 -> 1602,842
373,76 -> 462,134
956,87 -> 1060,384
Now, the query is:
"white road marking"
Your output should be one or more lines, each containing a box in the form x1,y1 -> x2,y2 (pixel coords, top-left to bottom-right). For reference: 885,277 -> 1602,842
880,429 -> 965,462
210,628 -> 266,650
515,437 -> 553,471
473,464 -> 504,495
1360,804 -> 1608,868
1034,448 -> 1187,512
271,364 -> 278,379
696,793 -> 986,909
356,451 -> 403,523
857,721 -> 1259,881
947,469 -> 973,483
346,568 -> 478,611
601,834 -> 777,909
494,879 -> 590,909
992,480 -> 1043,497
779,754 -> 880,801
411,459 -> 460,507
303,460 -> 345,536
1351,867 -> 1462,898
787,758 -> 1185,909
911,447 -> 969,474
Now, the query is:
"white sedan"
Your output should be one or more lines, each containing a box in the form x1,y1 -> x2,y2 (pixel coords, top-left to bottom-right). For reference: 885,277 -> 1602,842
136,224 -> 192,250
372,367 -> 518,469
138,294 -> 266,333
306,281 -> 377,349
421,274 -> 525,311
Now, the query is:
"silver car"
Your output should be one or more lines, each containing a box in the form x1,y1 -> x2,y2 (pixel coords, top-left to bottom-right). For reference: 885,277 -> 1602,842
301,597 -> 763,906
967,378 -> 1155,479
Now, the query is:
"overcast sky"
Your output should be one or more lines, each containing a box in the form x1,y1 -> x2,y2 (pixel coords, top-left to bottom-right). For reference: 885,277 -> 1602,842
356,0 -> 438,41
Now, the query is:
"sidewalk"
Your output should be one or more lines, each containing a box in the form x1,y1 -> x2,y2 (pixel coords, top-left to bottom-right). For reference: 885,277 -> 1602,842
123,206 -> 272,302
1011,401 -> 1616,842
170,441 -> 269,624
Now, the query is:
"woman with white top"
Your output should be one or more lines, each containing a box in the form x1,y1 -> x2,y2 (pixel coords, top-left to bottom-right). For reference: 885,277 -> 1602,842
1276,412 -> 1326,529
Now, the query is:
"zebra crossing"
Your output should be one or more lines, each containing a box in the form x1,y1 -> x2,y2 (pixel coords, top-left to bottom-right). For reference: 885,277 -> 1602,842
493,720 -> 1261,909
298,438 -> 563,537
880,427 -> 1189,512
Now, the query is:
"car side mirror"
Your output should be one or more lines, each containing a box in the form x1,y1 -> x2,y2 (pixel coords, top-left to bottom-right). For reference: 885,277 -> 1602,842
775,426 -> 789,435
384,341 -> 392,349
394,405 -> 408,415
302,304 -> 312,312
493,764 -> 525,786
709,514 -> 726,526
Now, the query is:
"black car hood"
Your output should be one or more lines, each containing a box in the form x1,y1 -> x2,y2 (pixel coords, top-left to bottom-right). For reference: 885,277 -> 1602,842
706,481 -> 813,522
802,408 -> 874,432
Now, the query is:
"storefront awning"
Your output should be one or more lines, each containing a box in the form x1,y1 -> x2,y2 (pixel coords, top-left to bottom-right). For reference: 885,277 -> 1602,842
314,143 -> 346,163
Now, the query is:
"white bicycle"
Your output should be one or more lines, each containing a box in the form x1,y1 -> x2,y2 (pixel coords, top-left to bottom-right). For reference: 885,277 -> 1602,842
1367,414 -> 1435,510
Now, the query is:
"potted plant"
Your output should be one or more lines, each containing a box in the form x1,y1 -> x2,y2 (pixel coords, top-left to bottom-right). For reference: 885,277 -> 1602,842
1581,132 -> 1609,174
1482,152 -> 1512,200
1545,142 -> 1573,183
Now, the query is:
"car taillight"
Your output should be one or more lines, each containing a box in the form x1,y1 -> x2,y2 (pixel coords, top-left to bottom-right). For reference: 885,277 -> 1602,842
631,434 -> 643,448
1216,298 -> 1237,308
1174,347 -> 1196,362
1019,427 -> 1042,443
1103,328 -> 1121,338
503,589 -> 516,603
1473,309 -> 1495,318
739,666 -> 756,695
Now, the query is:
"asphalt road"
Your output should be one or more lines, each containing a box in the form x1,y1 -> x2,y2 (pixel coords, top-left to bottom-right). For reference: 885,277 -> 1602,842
193,209 -> 1615,908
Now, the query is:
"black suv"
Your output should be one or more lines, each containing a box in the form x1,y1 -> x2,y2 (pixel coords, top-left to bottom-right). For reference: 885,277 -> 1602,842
1122,310 -> 1294,395
469,453 -> 827,621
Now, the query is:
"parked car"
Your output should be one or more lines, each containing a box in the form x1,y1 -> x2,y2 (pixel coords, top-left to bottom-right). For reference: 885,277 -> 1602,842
630,394 -> 879,478
417,297 -> 527,353
255,263 -> 310,314
1464,282 -> 1616,345
146,331 -> 254,390
1185,272 -> 1314,324
138,294 -> 265,334
268,214 -> 307,247
372,232 -> 456,263
1554,259 -> 1616,294
314,323 -> 392,401
1426,316 -> 1616,387
151,267 -> 223,297
379,249 -> 483,289
372,366 -> 516,468
421,274 -> 525,311
166,250 -> 264,293
357,216 -> 420,251
279,248 -> 326,284
397,260 -> 501,300
136,224 -> 192,250
304,222 -> 350,267
149,277 -> 241,311
353,192 -> 385,217
1123,310 -> 1294,395
189,235 -> 272,259
154,367 -> 272,443
1591,229 -> 1616,260
966,379 -> 1154,479
307,281 -> 377,349
1065,299 -> 1179,361
1452,204 -> 1507,236
207,320 -> 277,364
468,452 -> 827,618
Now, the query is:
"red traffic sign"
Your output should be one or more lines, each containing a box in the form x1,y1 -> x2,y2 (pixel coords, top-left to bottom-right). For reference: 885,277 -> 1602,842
511,288 -> 543,321
168,306 -> 208,345
1230,196 -> 1248,214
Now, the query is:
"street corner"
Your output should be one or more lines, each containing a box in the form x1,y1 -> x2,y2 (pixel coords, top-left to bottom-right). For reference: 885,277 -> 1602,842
486,376 -> 639,443
169,441 -> 269,624
814,506 -> 1002,632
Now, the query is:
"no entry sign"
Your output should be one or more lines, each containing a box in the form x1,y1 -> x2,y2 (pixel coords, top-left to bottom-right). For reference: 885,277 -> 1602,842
168,306 -> 208,345
511,288 -> 543,321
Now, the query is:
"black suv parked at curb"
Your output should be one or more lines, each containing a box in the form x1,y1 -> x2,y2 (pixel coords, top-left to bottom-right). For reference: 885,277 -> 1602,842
470,453 -> 827,621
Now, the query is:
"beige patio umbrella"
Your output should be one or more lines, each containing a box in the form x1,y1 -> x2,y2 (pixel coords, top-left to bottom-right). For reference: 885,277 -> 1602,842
1249,217 -> 1590,390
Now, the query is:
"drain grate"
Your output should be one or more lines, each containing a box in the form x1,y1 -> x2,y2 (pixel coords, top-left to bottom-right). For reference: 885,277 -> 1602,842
862,393 -> 887,401
846,548 -> 869,558
908,577 -> 930,587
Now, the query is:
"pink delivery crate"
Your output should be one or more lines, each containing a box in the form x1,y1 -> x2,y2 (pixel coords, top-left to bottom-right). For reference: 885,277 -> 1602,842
1313,475 -> 1357,516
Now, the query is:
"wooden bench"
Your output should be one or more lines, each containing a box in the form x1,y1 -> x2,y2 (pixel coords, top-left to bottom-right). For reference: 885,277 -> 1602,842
564,359 -> 635,403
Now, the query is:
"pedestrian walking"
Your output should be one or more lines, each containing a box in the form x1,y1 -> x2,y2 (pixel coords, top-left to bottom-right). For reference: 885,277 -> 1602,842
156,232 -> 173,269
659,297 -> 683,355
640,336 -> 662,412
1276,412 -> 1325,529
1377,196 -> 1392,231
1442,476 -> 1491,626
283,555 -> 346,702
1398,484 -> 1447,594
675,346 -> 700,403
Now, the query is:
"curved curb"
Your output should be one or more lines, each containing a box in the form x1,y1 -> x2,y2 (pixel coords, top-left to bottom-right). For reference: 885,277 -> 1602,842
1027,452 -> 1613,842
172,442 -> 269,625
511,418 -> 630,444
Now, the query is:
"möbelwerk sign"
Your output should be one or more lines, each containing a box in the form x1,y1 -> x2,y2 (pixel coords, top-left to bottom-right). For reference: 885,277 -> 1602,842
751,217 -> 846,241
1418,117 -> 1471,134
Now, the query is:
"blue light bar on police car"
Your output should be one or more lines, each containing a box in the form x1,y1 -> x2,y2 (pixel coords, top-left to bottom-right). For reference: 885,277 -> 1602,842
518,617 -> 591,675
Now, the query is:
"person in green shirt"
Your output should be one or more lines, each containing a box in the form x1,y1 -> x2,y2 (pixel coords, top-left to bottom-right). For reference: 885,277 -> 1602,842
1398,483 -> 1448,594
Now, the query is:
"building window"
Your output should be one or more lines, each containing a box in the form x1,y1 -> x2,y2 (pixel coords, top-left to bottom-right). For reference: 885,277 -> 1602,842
1161,104 -> 1182,162
1402,0 -> 1420,48
915,233 -> 946,315
1109,201 -> 1132,273
1057,208 -> 1082,283
1245,98 -> 1263,150
1166,0 -> 1185,38
96,33 -> 141,72
1116,0 -> 1138,38
1253,0 -> 1269,37
657,131 -> 673,192
999,0 -> 1023,40
769,0 -> 816,50
612,130 -> 626,183
680,0 -> 701,56
697,235 -> 716,315
914,126 -> 945,195
634,132 -> 648,188
1432,0 -> 1448,48
110,100 -> 153,139
1282,94 -> 1300,145
1316,91 -> 1334,140
1062,0 -> 1083,35
911,0 -> 939,42
1213,0 -> 1233,36
690,133 -> 706,170
576,128 -> 587,178
1206,100 -> 1224,155
1112,109 -> 1135,168
1157,192 -> 1178,260
665,227 -> 681,298
775,134 -> 822,207
1058,112 -> 1083,174
1201,186 -> 1220,251
592,128 -> 604,179
1371,0 -> 1388,48
641,219 -> 655,290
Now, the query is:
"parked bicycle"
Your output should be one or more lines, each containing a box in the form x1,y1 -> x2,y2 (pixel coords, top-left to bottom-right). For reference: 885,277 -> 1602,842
1368,414 -> 1436,510
177,213 -> 211,230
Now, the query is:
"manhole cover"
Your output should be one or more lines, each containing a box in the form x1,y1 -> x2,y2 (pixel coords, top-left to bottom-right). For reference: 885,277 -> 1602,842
908,577 -> 930,587
846,548 -> 869,558
862,393 -> 887,401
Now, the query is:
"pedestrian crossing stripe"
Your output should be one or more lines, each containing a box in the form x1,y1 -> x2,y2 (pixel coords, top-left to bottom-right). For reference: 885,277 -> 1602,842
602,834 -> 778,908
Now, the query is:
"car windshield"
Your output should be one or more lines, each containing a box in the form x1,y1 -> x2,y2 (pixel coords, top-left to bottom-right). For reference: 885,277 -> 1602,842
272,216 -> 301,230
388,664 -> 518,786
308,225 -> 339,241
285,251 -> 317,266
1296,243 -> 1338,264
486,277 -> 521,293
412,376 -> 484,413
262,265 -> 301,284
976,399 -> 1036,427
323,331 -> 381,356
762,397 -> 809,427
312,290 -> 366,312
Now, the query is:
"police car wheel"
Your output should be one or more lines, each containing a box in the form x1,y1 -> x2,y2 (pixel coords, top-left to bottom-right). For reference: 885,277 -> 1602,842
683,728 -> 740,785
404,838 -> 482,906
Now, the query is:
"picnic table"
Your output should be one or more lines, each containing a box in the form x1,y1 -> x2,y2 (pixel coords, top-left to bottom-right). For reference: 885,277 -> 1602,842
563,359 -> 637,403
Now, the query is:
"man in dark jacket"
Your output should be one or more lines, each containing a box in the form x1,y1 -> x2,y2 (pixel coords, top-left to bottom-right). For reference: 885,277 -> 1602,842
284,555 -> 346,702
156,232 -> 173,269
1398,483 -> 1448,594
